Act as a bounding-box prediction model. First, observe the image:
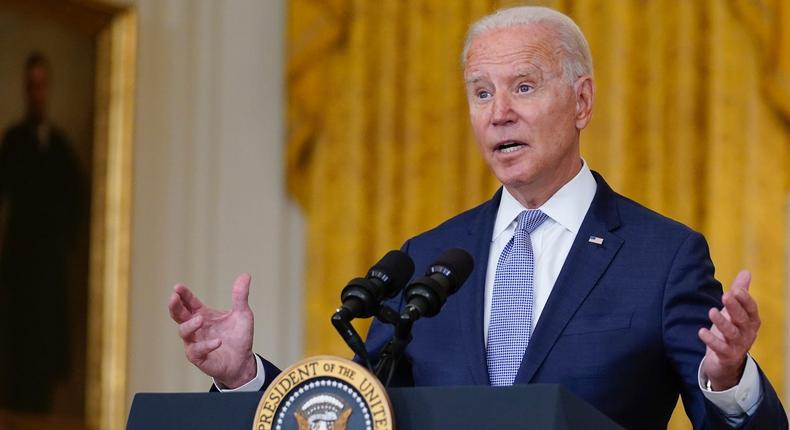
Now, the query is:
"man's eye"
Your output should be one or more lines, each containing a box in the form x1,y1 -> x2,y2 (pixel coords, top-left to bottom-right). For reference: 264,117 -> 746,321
477,90 -> 492,100
517,84 -> 533,93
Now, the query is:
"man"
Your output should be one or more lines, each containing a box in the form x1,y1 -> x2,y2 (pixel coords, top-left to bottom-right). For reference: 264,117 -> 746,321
169,6 -> 787,429
0,53 -> 88,412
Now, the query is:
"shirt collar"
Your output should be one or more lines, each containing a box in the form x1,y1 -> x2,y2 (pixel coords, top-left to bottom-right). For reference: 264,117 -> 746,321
492,160 -> 597,241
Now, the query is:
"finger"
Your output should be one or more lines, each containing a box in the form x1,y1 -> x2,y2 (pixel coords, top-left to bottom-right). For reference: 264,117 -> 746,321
231,273 -> 252,312
717,299 -> 731,320
706,308 -> 725,340
722,291 -> 749,326
174,284 -> 205,313
186,338 -> 222,361
178,315 -> 204,340
699,327 -> 732,356
731,285 -> 760,321
168,292 -> 193,323
730,270 -> 751,292
709,308 -> 739,341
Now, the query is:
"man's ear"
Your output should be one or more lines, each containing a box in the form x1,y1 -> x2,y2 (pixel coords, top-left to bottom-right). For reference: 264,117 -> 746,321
574,76 -> 594,130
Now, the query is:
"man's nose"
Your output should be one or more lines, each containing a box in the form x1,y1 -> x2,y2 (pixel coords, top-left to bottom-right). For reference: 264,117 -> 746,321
491,93 -> 516,126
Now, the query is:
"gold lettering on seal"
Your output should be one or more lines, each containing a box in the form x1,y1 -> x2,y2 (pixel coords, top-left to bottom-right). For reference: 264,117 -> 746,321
252,357 -> 392,430
360,377 -> 389,428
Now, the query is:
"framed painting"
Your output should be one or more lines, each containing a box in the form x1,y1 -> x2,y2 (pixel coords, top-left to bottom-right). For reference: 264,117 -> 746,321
0,0 -> 135,429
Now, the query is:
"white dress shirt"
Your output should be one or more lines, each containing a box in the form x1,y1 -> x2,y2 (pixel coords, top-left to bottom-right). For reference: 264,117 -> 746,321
224,161 -> 762,422
483,160 -> 597,342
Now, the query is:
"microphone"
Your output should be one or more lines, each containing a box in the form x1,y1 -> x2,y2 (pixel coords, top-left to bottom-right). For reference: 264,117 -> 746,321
402,248 -> 474,320
374,248 -> 473,385
332,250 -> 414,368
334,250 -> 415,322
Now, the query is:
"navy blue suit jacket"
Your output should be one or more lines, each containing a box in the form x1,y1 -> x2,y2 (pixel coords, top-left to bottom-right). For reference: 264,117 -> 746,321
362,172 -> 786,429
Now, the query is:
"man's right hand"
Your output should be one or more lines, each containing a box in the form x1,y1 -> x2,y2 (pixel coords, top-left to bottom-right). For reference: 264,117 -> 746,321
168,273 -> 257,389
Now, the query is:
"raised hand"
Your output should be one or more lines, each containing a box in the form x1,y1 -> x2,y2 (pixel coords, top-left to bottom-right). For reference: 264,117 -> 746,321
168,273 -> 257,388
698,270 -> 761,391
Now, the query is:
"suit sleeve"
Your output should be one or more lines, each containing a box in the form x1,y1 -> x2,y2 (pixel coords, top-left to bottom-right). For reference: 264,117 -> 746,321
662,231 -> 787,429
208,355 -> 282,392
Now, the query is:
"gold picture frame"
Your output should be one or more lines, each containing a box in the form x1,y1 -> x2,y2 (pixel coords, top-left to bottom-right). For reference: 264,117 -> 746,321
0,1 -> 136,429
88,5 -> 136,430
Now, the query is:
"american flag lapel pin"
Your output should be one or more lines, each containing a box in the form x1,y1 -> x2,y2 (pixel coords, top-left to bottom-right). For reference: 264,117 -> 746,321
588,236 -> 604,245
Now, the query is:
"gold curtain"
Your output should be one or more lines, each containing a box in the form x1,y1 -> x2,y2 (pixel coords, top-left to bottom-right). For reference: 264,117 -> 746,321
287,1 -> 789,428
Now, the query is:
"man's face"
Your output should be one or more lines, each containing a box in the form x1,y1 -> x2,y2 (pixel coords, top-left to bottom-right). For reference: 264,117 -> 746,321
26,65 -> 50,119
464,25 -> 591,196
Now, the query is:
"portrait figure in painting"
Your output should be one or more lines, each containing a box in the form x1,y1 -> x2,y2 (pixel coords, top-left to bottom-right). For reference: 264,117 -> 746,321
0,52 -> 88,414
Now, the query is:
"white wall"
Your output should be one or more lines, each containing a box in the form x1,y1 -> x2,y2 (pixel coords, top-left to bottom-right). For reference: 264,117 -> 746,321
127,0 -> 302,401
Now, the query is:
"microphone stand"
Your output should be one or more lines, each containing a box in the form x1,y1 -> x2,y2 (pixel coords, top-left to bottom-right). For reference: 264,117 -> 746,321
331,303 -> 403,375
374,305 -> 420,387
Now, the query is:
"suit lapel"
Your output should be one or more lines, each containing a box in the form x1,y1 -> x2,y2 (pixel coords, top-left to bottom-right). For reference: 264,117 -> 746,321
453,188 -> 501,385
515,172 -> 624,384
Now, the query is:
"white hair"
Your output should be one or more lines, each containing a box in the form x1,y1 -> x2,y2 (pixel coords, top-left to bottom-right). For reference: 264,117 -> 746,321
462,6 -> 593,83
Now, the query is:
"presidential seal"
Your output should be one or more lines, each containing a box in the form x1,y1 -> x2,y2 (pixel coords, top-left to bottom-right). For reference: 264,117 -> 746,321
253,356 -> 394,430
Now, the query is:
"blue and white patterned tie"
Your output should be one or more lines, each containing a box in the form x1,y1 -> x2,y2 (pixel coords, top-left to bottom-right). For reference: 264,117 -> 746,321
487,209 -> 548,386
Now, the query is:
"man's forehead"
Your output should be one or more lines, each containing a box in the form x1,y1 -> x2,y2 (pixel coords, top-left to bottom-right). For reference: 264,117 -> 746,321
463,26 -> 560,76
469,24 -> 556,52
464,66 -> 542,84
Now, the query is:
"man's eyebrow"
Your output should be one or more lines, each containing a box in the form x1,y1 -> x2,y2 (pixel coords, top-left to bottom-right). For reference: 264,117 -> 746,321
464,66 -> 543,85
464,75 -> 483,85
515,68 -> 542,79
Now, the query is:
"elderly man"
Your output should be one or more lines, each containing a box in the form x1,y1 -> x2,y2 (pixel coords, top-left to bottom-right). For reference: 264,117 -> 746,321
169,6 -> 787,429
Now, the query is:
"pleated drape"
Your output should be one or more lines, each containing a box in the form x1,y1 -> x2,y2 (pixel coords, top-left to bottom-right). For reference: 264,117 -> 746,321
287,0 -> 500,358
286,1 -> 789,427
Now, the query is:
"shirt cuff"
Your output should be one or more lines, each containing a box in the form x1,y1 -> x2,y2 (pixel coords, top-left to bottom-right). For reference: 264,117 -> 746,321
213,355 -> 266,392
698,355 -> 762,417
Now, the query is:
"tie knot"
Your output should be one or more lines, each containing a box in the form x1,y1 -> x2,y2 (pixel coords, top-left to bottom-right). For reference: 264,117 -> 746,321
516,210 -> 548,234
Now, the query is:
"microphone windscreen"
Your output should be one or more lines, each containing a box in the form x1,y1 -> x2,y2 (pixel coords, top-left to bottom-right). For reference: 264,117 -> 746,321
369,250 -> 415,297
431,248 -> 474,288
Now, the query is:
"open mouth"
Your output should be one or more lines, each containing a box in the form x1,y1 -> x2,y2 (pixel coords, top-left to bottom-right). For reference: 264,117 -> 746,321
495,140 -> 527,154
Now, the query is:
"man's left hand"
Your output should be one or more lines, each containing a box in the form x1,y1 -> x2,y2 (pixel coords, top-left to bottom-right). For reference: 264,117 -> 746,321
698,270 -> 761,391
